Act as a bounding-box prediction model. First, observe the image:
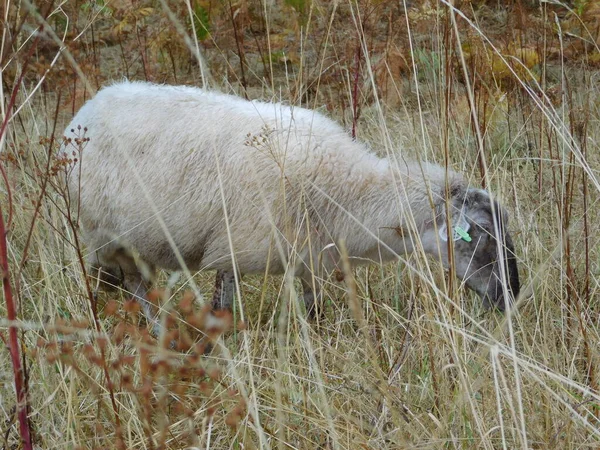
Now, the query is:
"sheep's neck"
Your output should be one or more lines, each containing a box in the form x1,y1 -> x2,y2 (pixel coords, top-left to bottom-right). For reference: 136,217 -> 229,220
314,159 -> 443,264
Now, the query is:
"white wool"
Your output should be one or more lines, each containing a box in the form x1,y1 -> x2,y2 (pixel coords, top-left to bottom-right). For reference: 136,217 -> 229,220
65,81 -> 466,285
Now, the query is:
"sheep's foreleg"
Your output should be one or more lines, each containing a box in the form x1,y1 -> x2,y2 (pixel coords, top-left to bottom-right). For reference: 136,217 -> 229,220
89,263 -> 123,292
212,269 -> 237,310
112,249 -> 159,335
122,275 -> 159,336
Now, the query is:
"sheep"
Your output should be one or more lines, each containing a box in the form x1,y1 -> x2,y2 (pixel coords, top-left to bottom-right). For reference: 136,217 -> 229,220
63,81 -> 520,332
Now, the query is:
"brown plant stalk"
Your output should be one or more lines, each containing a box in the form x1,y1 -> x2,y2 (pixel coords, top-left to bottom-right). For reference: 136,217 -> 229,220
0,29 -> 46,450
0,209 -> 32,449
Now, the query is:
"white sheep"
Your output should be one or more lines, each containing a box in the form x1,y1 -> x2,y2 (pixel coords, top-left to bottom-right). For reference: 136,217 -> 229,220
63,81 -> 520,330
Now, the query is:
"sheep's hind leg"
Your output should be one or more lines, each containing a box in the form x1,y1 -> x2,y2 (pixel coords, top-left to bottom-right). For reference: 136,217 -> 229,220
201,270 -> 237,354
301,277 -> 324,320
212,269 -> 237,311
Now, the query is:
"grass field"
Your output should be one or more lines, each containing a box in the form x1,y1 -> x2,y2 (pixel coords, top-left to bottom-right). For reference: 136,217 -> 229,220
1,1 -> 600,448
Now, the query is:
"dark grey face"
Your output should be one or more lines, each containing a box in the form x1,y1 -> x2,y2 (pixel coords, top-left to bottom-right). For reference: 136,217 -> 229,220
437,188 -> 520,311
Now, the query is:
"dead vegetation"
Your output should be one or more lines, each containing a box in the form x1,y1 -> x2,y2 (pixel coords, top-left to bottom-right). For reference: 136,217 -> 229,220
1,0 -> 600,448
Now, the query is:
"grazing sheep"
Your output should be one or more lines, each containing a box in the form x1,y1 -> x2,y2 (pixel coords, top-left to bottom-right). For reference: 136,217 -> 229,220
64,81 -> 520,331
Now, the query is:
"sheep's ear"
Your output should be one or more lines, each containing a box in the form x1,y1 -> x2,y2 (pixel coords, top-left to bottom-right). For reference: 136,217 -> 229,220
463,188 -> 509,230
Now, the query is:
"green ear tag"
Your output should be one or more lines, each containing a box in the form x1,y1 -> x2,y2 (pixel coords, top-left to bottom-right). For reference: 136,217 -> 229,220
454,226 -> 472,242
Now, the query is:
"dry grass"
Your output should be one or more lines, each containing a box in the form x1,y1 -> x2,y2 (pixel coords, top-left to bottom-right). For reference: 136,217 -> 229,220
1,1 -> 600,449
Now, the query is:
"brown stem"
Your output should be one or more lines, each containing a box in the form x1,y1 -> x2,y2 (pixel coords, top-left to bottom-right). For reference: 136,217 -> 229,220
0,28 -> 48,450
0,30 -> 43,229
16,92 -> 62,282
0,206 -> 32,449
136,23 -> 150,81
351,24 -> 363,141
227,0 -> 248,97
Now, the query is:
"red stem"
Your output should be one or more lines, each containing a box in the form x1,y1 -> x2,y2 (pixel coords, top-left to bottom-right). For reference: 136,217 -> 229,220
0,29 -> 45,450
0,209 -> 32,449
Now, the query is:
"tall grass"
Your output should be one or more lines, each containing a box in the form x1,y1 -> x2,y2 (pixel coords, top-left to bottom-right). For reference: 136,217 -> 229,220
1,1 -> 599,448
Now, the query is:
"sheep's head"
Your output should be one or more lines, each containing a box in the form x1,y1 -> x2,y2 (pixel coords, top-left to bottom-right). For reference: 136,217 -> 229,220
426,187 -> 520,311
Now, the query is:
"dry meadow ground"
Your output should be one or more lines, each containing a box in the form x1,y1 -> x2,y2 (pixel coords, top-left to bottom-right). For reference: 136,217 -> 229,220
1,1 -> 600,448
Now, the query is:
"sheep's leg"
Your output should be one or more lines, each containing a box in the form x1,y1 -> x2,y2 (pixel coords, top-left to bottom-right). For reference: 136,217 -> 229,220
201,270 -> 238,355
301,277 -> 323,320
122,274 -> 160,335
112,250 -> 160,335
87,260 -> 122,311
211,269 -> 237,311
87,251 -> 124,293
